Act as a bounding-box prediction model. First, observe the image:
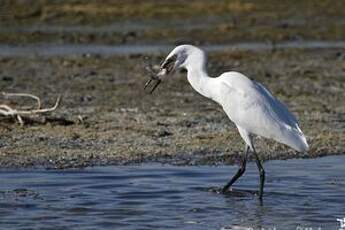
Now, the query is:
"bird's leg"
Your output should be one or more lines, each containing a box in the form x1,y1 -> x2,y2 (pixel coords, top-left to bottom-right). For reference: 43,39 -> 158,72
252,147 -> 265,200
222,145 -> 249,193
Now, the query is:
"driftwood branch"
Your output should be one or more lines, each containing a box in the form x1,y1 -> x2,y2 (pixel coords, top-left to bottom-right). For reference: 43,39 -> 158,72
0,92 -> 61,126
2,92 -> 41,109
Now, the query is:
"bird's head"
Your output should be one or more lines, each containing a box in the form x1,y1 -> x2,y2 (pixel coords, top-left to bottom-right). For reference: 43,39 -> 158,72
144,45 -> 205,93
159,45 -> 190,75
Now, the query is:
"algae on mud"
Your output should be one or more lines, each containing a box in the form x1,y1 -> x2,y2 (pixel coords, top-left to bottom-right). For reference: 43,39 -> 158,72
0,0 -> 344,168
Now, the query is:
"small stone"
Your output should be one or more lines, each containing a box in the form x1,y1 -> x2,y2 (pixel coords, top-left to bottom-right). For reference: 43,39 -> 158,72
157,128 -> 173,137
2,76 -> 13,81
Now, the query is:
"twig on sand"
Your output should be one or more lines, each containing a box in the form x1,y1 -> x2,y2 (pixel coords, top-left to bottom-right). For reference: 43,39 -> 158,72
2,92 -> 42,109
0,92 -> 61,126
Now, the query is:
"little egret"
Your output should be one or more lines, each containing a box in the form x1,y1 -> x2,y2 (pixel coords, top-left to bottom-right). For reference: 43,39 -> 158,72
145,45 -> 309,199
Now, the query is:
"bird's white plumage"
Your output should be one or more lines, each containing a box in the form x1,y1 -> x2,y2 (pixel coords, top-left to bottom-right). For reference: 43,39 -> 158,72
217,71 -> 308,152
162,45 -> 309,153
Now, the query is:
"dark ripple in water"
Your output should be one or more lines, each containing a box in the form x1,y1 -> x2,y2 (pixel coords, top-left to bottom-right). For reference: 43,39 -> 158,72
0,156 -> 344,229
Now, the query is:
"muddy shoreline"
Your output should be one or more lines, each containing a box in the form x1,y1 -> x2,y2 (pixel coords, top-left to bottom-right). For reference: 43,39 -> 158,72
1,47 -> 344,169
0,1 -> 344,169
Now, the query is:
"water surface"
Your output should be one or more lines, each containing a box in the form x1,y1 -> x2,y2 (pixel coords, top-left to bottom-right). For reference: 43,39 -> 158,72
0,155 -> 344,229
0,41 -> 344,57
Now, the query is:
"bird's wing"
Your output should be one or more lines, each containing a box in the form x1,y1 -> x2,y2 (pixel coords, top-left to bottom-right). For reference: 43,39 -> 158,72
252,80 -> 300,129
217,71 -> 308,151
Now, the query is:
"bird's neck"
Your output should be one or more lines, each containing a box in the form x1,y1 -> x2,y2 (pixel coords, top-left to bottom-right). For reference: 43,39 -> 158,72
185,63 -> 218,102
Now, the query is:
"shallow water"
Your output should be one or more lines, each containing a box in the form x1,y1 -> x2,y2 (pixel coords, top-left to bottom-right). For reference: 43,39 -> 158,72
0,41 -> 344,57
0,155 -> 344,229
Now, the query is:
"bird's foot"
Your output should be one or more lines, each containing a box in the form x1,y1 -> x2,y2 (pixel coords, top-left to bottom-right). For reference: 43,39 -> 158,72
221,187 -> 232,194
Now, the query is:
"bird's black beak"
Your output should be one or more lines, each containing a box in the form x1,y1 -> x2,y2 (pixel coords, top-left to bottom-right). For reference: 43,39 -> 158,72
144,55 -> 176,94
160,54 -> 177,75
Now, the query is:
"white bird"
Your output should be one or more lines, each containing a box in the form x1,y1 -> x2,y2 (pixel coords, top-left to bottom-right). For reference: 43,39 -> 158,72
145,44 -> 309,199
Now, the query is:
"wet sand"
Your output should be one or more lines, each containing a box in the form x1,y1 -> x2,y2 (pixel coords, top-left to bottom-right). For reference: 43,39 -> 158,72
0,1 -> 344,168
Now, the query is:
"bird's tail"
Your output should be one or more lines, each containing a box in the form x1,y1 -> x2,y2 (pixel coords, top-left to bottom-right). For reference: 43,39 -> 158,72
295,131 -> 309,152
280,127 -> 309,153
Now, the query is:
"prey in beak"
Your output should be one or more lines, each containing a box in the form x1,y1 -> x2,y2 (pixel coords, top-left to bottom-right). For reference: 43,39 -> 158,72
144,55 -> 177,94
143,69 -> 162,94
